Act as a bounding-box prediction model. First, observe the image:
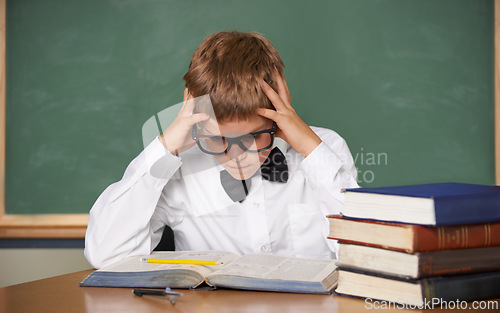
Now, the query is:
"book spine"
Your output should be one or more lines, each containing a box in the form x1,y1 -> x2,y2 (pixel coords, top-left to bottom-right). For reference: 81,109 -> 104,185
421,271 -> 500,302
417,247 -> 500,277
414,223 -> 500,252
330,237 -> 413,253
434,192 -> 500,225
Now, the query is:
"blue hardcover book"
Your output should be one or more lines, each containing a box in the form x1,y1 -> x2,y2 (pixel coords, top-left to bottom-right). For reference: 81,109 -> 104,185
343,182 -> 500,226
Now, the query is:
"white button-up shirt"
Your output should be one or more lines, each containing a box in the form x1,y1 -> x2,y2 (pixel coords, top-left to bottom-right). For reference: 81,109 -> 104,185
84,126 -> 359,269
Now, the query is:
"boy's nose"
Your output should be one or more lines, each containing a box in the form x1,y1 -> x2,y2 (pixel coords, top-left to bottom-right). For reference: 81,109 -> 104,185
225,144 -> 248,161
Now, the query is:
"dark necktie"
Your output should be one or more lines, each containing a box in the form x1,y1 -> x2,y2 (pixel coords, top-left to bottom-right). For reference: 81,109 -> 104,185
220,147 -> 288,202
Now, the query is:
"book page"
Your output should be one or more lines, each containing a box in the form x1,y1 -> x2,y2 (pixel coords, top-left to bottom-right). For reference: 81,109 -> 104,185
208,254 -> 336,282
97,250 -> 240,277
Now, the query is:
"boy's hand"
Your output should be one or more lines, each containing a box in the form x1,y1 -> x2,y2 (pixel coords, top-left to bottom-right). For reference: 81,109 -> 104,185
159,88 -> 209,155
257,72 -> 322,157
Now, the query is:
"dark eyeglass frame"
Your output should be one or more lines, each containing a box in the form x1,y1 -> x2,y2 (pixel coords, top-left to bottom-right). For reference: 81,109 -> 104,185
192,122 -> 277,155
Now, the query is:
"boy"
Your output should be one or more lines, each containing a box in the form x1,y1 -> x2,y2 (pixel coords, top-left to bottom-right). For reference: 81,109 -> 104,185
84,31 -> 359,269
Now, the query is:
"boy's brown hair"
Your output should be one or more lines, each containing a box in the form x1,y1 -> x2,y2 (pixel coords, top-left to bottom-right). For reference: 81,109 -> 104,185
183,31 -> 285,122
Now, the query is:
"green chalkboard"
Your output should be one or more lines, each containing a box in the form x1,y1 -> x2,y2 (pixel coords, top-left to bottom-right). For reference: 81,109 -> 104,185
5,0 -> 495,214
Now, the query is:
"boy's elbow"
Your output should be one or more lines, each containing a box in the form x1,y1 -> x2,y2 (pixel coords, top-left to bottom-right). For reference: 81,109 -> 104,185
84,239 -> 117,269
84,245 -> 105,269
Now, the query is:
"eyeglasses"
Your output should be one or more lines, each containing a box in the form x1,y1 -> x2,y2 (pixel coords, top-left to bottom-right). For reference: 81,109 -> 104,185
192,122 -> 277,155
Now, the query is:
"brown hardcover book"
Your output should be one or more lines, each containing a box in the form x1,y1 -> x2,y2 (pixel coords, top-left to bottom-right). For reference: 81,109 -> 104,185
328,215 -> 500,253
336,242 -> 500,279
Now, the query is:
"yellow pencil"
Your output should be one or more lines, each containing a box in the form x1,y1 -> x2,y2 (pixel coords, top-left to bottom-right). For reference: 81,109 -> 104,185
140,258 -> 223,265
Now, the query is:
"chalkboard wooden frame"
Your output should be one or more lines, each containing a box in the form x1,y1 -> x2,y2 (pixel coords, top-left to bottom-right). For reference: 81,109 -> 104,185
0,0 -> 87,238
496,0 -> 500,186
0,0 -> 499,238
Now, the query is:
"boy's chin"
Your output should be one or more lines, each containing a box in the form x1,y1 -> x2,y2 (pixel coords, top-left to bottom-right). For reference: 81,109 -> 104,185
223,165 -> 261,180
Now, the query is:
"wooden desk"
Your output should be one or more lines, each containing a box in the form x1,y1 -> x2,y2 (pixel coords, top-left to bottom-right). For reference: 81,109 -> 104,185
0,270 -> 498,313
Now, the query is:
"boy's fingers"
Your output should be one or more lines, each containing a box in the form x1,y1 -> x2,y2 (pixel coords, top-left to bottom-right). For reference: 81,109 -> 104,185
181,96 -> 196,114
262,81 -> 286,111
282,76 -> 292,103
189,113 -> 210,125
256,108 -> 280,121
180,88 -> 197,114
274,71 -> 289,104
258,108 -> 286,141
273,69 -> 292,105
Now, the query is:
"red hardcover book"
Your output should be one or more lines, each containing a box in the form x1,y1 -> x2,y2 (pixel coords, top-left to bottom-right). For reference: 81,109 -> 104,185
328,215 -> 500,253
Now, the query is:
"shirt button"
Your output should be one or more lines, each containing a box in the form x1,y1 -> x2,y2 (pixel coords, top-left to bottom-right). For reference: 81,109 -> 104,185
253,202 -> 264,211
260,245 -> 270,253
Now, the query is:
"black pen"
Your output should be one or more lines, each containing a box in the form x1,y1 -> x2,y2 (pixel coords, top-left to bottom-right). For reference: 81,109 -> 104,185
133,287 -> 183,304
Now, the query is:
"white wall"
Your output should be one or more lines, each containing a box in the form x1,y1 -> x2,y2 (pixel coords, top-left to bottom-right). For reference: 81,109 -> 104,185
0,248 -> 92,287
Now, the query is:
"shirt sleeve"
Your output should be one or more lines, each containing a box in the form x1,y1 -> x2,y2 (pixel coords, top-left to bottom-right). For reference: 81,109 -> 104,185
84,138 -> 182,269
298,127 -> 360,255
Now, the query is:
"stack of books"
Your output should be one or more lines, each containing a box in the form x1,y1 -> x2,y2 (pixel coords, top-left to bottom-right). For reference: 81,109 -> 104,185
329,182 -> 500,308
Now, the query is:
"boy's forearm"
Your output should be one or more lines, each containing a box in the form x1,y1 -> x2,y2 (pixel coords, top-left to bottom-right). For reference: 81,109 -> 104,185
84,174 -> 166,268
85,139 -> 181,269
300,135 -> 359,212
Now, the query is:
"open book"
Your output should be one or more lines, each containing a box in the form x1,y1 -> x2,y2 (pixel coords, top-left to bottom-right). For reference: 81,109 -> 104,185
79,251 -> 338,294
